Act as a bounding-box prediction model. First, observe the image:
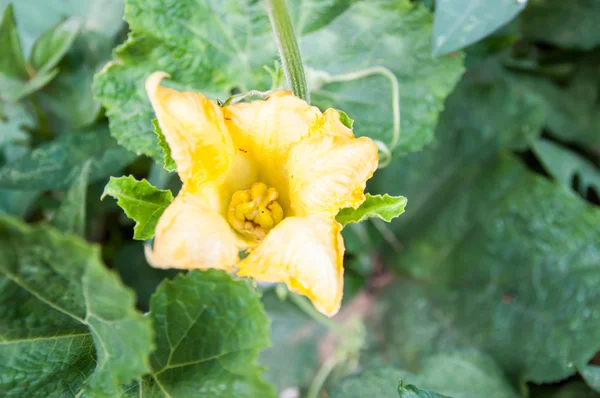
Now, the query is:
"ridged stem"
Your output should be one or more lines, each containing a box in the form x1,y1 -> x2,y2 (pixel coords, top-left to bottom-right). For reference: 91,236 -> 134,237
265,0 -> 310,102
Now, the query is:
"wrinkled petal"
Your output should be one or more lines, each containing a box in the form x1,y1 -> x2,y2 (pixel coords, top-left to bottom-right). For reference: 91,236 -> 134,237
237,214 -> 344,316
146,72 -> 234,187
287,127 -> 379,217
223,91 -> 322,165
148,186 -> 243,270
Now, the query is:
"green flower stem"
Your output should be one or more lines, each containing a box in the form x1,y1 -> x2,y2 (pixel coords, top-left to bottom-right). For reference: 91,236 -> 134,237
287,291 -> 344,334
265,0 -> 310,102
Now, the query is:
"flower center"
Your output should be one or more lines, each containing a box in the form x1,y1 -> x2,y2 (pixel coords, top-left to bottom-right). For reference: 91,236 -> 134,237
227,182 -> 284,241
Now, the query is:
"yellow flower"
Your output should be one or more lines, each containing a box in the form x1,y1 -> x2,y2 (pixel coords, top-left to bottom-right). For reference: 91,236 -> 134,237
145,72 -> 378,316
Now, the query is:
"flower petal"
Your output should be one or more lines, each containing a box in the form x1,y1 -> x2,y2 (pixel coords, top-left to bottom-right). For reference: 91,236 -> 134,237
223,91 -> 322,165
237,214 -> 344,316
287,130 -> 379,217
148,185 -> 243,270
146,72 -> 234,187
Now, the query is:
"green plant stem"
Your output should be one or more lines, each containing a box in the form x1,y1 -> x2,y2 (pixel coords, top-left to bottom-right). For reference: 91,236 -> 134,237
287,292 -> 345,335
265,0 -> 310,102
307,355 -> 339,398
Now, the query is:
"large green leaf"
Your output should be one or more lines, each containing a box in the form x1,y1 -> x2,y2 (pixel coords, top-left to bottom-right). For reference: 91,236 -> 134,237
375,155 -> 600,384
301,0 -> 464,153
329,351 -> 517,398
521,0 -> 600,50
94,0 -> 463,160
0,125 -> 136,190
369,59 -> 600,384
532,138 -> 600,196
0,215 -> 153,397
370,61 -> 545,240
102,175 -> 173,240
122,270 -> 276,397
432,0 -> 525,56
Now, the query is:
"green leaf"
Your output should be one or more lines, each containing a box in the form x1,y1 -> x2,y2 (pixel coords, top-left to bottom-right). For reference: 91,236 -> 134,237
0,101 -> 38,217
29,16 -> 82,74
51,159 -> 91,236
36,33 -> 113,131
94,0 -> 463,160
0,125 -> 136,190
532,138 -> 600,196
123,270 -> 276,397
101,175 -> 173,240
375,155 -> 600,383
0,4 -> 28,101
510,65 -> 600,148
369,60 -> 600,383
0,0 -> 125,53
302,0 -> 465,153
398,384 -> 451,398
260,290 -> 327,392
0,4 -> 25,78
580,365 -> 600,394
329,351 -> 517,398
371,61 -> 545,239
0,0 -> 125,129
113,242 -> 178,311
432,0 -> 526,56
152,119 -> 176,172
336,194 -> 407,226
0,215 -> 153,397
337,109 -> 354,129
522,0 -> 600,50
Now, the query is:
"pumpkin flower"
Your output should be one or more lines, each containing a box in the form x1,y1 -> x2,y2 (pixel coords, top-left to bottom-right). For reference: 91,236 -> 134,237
145,72 -> 378,316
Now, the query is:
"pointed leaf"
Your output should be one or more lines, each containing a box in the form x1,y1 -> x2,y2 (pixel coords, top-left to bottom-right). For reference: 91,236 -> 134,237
0,215 -> 153,397
336,194 -> 407,226
29,16 -> 82,74
0,4 -> 28,100
101,175 -> 173,240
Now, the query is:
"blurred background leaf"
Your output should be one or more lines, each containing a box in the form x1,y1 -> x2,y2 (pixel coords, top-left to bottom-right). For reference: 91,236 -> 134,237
432,0 -> 526,56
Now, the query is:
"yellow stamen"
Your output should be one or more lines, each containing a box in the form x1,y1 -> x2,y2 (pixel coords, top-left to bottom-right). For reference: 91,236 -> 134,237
228,182 -> 284,241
